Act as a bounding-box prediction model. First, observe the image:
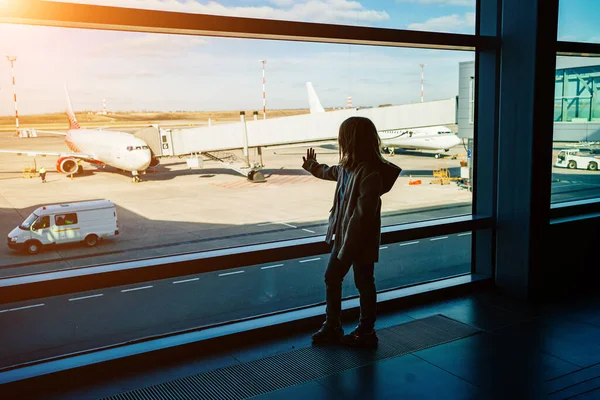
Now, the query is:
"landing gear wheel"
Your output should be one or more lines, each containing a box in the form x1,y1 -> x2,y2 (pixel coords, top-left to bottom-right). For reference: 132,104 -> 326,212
568,160 -> 577,169
132,176 -> 141,183
84,234 -> 99,247
25,240 -> 42,255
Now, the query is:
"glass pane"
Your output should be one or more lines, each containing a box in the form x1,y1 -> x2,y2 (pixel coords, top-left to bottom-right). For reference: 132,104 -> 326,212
558,0 -> 600,43
0,23 -> 473,275
0,233 -> 471,369
456,61 -> 476,193
551,56 -> 600,203
45,0 -> 476,34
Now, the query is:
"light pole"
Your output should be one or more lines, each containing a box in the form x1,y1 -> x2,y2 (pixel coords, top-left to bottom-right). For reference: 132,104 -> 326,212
420,63 -> 426,103
7,56 -> 19,135
260,59 -> 266,119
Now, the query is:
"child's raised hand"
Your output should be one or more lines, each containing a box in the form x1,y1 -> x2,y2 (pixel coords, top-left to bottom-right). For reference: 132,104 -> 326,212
303,148 -> 317,163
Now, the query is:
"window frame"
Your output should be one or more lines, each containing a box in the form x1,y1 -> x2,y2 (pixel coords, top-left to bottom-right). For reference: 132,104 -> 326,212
550,39 -> 600,217
0,0 -> 496,306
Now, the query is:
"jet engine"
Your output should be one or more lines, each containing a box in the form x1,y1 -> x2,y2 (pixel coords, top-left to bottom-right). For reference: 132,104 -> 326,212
56,157 -> 79,174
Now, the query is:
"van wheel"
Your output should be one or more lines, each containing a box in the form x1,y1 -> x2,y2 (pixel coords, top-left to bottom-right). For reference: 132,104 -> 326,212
568,160 -> 577,169
25,240 -> 42,255
84,234 -> 99,247
589,162 -> 598,171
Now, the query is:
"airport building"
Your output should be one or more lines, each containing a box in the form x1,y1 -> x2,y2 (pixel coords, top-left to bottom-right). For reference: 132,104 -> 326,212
458,58 -> 600,142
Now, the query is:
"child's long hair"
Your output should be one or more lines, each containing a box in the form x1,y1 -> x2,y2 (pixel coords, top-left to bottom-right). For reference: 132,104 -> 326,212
338,116 -> 385,170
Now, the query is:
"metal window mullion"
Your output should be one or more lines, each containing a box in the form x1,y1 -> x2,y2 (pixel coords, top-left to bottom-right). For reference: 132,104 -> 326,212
495,0 -> 559,298
472,0 -> 500,278
557,41 -> 600,57
1,0 -> 495,50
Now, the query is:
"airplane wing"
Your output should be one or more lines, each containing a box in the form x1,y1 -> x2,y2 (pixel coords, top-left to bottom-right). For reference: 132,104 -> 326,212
34,130 -> 68,136
0,149 -> 98,160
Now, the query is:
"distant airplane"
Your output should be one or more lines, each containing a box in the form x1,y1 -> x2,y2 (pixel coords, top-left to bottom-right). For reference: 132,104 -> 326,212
305,82 -> 461,157
0,83 -> 461,182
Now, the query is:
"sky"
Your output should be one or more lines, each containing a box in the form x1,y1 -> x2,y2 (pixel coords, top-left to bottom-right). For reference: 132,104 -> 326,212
0,0 -> 594,116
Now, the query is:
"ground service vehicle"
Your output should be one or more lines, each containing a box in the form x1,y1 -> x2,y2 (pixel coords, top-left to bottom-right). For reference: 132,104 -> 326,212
7,200 -> 119,254
555,149 -> 600,171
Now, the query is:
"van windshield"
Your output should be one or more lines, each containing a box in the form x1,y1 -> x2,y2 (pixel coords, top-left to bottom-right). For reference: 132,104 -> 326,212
20,213 -> 39,230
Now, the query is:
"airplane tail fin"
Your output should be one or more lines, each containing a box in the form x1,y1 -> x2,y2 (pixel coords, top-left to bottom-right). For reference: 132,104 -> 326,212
306,82 -> 325,114
64,84 -> 81,130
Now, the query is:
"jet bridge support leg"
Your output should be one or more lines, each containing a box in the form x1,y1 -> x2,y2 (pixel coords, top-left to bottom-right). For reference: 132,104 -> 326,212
203,151 -> 265,183
257,146 -> 264,167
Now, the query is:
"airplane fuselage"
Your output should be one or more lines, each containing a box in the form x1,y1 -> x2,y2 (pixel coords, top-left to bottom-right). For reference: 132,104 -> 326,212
379,125 -> 461,151
65,129 -> 152,172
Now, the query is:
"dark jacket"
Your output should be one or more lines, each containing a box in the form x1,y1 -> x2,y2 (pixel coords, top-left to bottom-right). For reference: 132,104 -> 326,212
303,157 -> 401,264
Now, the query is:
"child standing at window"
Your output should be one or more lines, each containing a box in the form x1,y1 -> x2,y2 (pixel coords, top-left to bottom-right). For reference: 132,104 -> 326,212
302,116 -> 401,347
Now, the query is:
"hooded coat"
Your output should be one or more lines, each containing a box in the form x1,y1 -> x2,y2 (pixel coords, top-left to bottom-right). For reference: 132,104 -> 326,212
303,157 -> 401,264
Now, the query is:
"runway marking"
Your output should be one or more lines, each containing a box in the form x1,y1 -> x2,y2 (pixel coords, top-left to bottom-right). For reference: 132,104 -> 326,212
379,246 -> 388,250
219,270 -> 245,277
430,236 -> 449,241
69,294 -> 103,302
0,303 -> 45,313
400,241 -> 419,246
261,264 -> 284,270
278,222 -> 297,228
458,232 -> 472,237
121,285 -> 153,293
302,228 -> 316,233
300,258 -> 321,263
173,278 -> 200,284
257,222 -> 298,228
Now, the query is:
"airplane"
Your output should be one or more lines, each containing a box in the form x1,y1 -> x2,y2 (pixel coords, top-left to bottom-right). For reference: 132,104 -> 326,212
378,126 -> 462,158
0,87 -> 154,182
0,83 -> 461,183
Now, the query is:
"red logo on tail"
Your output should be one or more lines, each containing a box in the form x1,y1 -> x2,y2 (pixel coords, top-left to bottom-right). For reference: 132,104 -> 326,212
68,114 -> 80,130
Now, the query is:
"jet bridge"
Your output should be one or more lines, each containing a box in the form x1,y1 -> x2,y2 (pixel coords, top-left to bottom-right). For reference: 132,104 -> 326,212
134,98 -> 457,182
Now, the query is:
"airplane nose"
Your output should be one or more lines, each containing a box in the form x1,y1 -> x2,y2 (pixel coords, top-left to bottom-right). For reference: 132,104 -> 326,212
140,152 -> 151,170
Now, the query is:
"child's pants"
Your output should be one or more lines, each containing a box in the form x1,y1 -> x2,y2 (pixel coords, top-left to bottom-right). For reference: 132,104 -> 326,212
324,250 -> 376,331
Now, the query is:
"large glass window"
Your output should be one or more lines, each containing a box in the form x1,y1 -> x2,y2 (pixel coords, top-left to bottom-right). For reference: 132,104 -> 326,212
46,0 -> 476,34
558,0 -> 600,44
0,23 -> 474,276
551,56 -> 600,204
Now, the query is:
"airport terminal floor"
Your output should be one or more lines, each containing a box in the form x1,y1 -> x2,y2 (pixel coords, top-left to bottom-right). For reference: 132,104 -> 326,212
4,288 -> 600,400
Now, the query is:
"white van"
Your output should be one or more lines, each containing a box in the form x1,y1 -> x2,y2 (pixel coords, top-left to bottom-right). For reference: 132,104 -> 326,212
7,200 -> 119,254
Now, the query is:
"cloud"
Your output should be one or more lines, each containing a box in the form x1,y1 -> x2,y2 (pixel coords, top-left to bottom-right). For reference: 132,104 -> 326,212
49,0 -> 389,24
397,0 -> 474,5
98,34 -> 208,57
96,69 -> 158,79
268,0 -> 295,6
408,12 -> 475,33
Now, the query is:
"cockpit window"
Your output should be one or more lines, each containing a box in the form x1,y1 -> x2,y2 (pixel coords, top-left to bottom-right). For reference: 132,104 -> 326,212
127,145 -> 149,151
